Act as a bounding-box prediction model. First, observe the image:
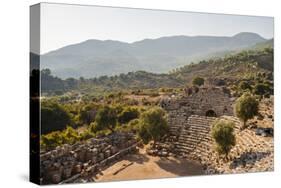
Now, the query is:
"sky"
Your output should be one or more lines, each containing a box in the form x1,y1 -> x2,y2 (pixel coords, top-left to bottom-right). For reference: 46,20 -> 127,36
39,3 -> 274,54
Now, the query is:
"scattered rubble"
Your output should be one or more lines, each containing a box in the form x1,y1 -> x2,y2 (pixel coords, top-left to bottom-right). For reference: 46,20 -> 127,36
40,132 -> 138,184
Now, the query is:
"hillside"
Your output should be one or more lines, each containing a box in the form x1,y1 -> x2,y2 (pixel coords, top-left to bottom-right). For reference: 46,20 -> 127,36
41,32 -> 267,78
251,39 -> 274,50
171,47 -> 273,82
41,47 -> 273,95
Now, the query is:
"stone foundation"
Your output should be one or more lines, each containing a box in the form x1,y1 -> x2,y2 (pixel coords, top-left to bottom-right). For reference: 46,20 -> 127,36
40,132 -> 138,184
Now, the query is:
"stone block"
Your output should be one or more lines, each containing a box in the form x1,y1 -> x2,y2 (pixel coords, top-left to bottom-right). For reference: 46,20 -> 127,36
105,150 -> 111,158
51,173 -> 61,184
73,164 -> 82,174
62,167 -> 72,179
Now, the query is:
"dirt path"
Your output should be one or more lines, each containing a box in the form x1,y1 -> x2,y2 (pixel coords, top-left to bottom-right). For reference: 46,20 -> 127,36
94,148 -> 203,182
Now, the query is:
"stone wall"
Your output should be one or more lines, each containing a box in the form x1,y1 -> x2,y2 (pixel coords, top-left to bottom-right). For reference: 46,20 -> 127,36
40,132 -> 138,184
161,86 -> 233,136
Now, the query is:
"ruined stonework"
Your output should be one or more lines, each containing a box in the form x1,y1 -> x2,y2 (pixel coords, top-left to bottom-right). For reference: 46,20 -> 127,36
40,132 -> 138,184
152,93 -> 274,174
161,86 -> 234,136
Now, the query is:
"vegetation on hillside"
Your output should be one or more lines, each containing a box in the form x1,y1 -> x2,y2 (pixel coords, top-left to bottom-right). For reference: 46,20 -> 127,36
40,47 -> 273,151
41,48 -> 273,97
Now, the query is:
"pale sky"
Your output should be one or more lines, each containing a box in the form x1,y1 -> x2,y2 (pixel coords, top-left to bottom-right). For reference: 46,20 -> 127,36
40,3 -> 274,54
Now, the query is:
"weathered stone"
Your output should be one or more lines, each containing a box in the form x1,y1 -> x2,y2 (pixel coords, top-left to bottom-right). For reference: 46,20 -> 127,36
73,164 -> 82,174
62,168 -> 72,179
40,132 -> 138,184
98,153 -> 104,161
51,173 -> 61,184
105,150 -> 111,158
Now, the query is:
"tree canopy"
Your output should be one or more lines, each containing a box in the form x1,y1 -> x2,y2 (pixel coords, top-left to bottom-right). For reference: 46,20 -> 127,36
211,119 -> 236,158
192,76 -> 205,86
235,93 -> 259,129
137,107 -> 168,144
94,106 -> 118,133
41,100 -> 72,134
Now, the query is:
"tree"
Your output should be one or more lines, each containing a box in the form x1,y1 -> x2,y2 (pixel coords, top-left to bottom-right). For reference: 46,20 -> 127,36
235,93 -> 259,129
118,107 -> 139,124
138,107 -> 168,145
211,120 -> 236,159
238,81 -> 252,91
192,76 -> 205,86
95,106 -> 117,133
41,100 -> 72,134
78,103 -> 99,125
254,83 -> 271,96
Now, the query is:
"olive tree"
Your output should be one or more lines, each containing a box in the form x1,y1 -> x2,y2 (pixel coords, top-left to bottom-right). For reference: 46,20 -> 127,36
211,120 -> 236,159
235,93 -> 259,129
95,106 -> 117,133
138,107 -> 168,145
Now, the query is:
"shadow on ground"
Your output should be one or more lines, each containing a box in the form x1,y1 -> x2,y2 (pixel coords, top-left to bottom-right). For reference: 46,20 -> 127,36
230,151 -> 270,169
155,157 -> 204,176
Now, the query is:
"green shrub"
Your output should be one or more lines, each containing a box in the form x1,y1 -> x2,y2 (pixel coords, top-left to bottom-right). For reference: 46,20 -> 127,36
254,83 -> 272,96
118,107 -> 139,124
41,101 -> 72,134
235,93 -> 259,129
79,129 -> 95,140
40,126 -> 81,150
192,77 -> 205,86
137,107 -> 168,145
95,106 -> 117,133
40,131 -> 63,150
62,126 -> 80,144
238,81 -> 252,91
211,120 -> 236,158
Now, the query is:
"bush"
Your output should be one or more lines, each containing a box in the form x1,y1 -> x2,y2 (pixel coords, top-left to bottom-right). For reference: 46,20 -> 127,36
78,103 -> 99,125
137,107 -> 168,144
116,119 -> 140,133
40,126 -> 81,150
41,101 -> 72,134
41,131 -> 63,150
192,77 -> 205,86
254,83 -> 272,96
62,126 -> 80,144
238,81 -> 252,91
211,120 -> 236,158
235,93 -> 259,129
95,106 -> 117,133
79,129 -> 95,140
118,107 -> 139,124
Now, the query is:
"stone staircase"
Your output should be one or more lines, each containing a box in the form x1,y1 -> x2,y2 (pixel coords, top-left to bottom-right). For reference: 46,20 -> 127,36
167,109 -> 190,136
175,115 -> 216,156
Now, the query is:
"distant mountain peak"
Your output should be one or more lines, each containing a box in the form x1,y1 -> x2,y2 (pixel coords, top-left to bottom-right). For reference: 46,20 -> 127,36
233,32 -> 265,40
41,33 -> 269,79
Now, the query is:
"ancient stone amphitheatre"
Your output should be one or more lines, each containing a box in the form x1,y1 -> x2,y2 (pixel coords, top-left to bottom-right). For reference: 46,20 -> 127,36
31,4 -> 274,185
40,84 -> 274,184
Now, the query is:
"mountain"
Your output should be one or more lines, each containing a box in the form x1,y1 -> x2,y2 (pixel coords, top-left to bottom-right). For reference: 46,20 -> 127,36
250,39 -> 273,50
41,32 -> 267,79
41,48 -> 273,95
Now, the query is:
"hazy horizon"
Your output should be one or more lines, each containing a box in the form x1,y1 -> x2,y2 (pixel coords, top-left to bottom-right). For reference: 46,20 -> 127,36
38,3 -> 274,54
42,32 -> 273,55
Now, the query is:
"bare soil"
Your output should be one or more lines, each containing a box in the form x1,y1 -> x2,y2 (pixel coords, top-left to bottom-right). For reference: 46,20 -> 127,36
93,148 -> 203,182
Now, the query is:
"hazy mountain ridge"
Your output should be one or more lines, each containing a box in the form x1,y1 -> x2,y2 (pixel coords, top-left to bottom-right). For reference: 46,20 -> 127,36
41,32 -> 267,78
40,47 -> 273,95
